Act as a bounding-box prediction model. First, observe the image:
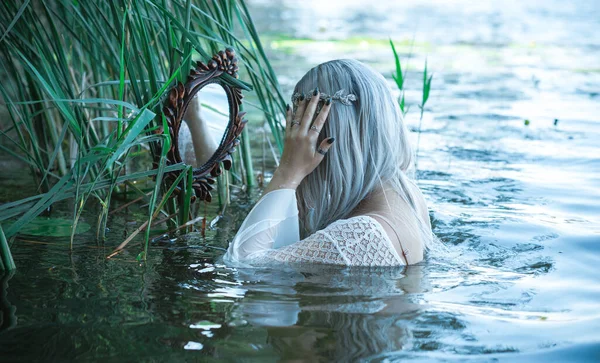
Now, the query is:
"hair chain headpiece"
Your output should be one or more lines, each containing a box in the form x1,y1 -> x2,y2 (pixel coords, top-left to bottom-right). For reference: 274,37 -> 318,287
291,89 -> 357,106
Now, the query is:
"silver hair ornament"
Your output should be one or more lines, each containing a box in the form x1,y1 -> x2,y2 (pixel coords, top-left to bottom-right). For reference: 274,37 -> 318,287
292,89 -> 357,106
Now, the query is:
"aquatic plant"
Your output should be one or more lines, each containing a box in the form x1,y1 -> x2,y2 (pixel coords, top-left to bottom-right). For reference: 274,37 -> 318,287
389,39 -> 433,170
416,59 -> 433,169
390,39 -> 409,117
0,1 -> 285,259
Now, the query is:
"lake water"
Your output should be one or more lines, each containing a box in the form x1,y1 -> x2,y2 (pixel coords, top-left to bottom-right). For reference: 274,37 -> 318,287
1,0 -> 599,361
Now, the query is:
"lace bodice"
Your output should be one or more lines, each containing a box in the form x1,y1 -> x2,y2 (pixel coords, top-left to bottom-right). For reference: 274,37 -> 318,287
250,215 -> 403,266
222,189 -> 405,267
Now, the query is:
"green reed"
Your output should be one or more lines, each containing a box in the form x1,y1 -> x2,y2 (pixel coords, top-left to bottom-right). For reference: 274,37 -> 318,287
389,39 -> 433,170
0,0 -> 285,258
390,39 -> 409,118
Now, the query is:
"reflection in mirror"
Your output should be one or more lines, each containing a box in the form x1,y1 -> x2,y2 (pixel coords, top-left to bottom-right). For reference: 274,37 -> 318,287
179,83 -> 230,168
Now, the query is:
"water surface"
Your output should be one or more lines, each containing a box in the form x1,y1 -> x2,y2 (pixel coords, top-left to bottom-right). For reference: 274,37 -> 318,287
1,0 -> 599,361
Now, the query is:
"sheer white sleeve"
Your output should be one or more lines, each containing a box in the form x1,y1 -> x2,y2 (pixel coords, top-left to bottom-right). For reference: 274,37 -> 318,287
248,216 -> 404,266
223,189 -> 300,265
223,187 -> 404,267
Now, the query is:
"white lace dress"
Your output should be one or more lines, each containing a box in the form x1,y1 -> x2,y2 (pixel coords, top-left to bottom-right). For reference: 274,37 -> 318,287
223,189 -> 405,267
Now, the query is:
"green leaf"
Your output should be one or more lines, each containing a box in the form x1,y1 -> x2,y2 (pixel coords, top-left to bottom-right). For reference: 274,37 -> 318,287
118,6 -> 128,138
105,108 -> 156,166
422,59 -> 433,107
389,38 -> 404,90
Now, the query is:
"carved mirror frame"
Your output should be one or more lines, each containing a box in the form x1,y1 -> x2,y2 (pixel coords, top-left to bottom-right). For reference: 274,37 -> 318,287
158,48 -> 249,203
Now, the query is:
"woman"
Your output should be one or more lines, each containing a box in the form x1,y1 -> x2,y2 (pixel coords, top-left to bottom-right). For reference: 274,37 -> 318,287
223,59 -> 435,267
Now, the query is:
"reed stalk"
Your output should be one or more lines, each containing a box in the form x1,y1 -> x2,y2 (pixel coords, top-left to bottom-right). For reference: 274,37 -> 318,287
240,127 -> 256,187
389,39 -> 433,171
415,59 -> 433,170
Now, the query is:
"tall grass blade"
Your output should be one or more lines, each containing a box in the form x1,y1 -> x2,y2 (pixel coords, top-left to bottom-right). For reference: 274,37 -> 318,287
0,0 -> 30,44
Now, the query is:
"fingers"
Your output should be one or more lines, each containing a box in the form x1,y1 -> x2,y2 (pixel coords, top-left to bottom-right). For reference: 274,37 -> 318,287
291,93 -> 307,133
309,96 -> 332,138
300,88 -> 321,133
284,104 -> 292,134
313,137 -> 336,166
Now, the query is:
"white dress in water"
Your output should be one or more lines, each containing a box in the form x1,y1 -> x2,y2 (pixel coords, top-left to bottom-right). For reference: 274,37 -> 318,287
223,189 -> 409,267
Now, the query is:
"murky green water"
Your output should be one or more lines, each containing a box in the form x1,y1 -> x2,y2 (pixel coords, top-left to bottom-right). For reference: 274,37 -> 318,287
2,0 -> 600,361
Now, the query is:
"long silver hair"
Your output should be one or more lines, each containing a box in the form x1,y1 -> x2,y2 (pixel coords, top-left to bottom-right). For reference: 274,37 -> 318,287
292,59 -> 435,251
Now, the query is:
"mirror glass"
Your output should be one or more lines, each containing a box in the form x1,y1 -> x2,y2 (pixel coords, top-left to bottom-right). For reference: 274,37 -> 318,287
179,83 -> 230,168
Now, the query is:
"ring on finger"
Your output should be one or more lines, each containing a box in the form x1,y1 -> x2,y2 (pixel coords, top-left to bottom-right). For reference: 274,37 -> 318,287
291,120 -> 301,127
309,125 -> 319,133
317,147 -> 327,155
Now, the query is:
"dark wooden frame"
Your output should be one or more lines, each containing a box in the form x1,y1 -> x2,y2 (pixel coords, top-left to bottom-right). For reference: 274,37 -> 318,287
158,48 -> 248,203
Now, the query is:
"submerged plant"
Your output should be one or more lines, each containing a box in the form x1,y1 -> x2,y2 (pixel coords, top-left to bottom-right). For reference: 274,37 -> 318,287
0,226 -> 16,271
0,1 -> 285,258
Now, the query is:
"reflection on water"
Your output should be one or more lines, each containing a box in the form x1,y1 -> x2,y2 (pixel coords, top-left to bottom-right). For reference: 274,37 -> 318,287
0,273 -> 16,332
228,264 -> 424,361
1,0 -> 600,361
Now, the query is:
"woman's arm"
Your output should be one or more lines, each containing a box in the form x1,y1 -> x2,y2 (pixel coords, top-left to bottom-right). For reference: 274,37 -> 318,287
262,90 -> 335,195
183,95 -> 218,167
241,215 -> 404,267
224,90 -> 336,264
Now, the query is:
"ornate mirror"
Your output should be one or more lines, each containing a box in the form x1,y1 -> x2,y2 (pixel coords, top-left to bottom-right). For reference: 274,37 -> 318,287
158,48 -> 251,203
